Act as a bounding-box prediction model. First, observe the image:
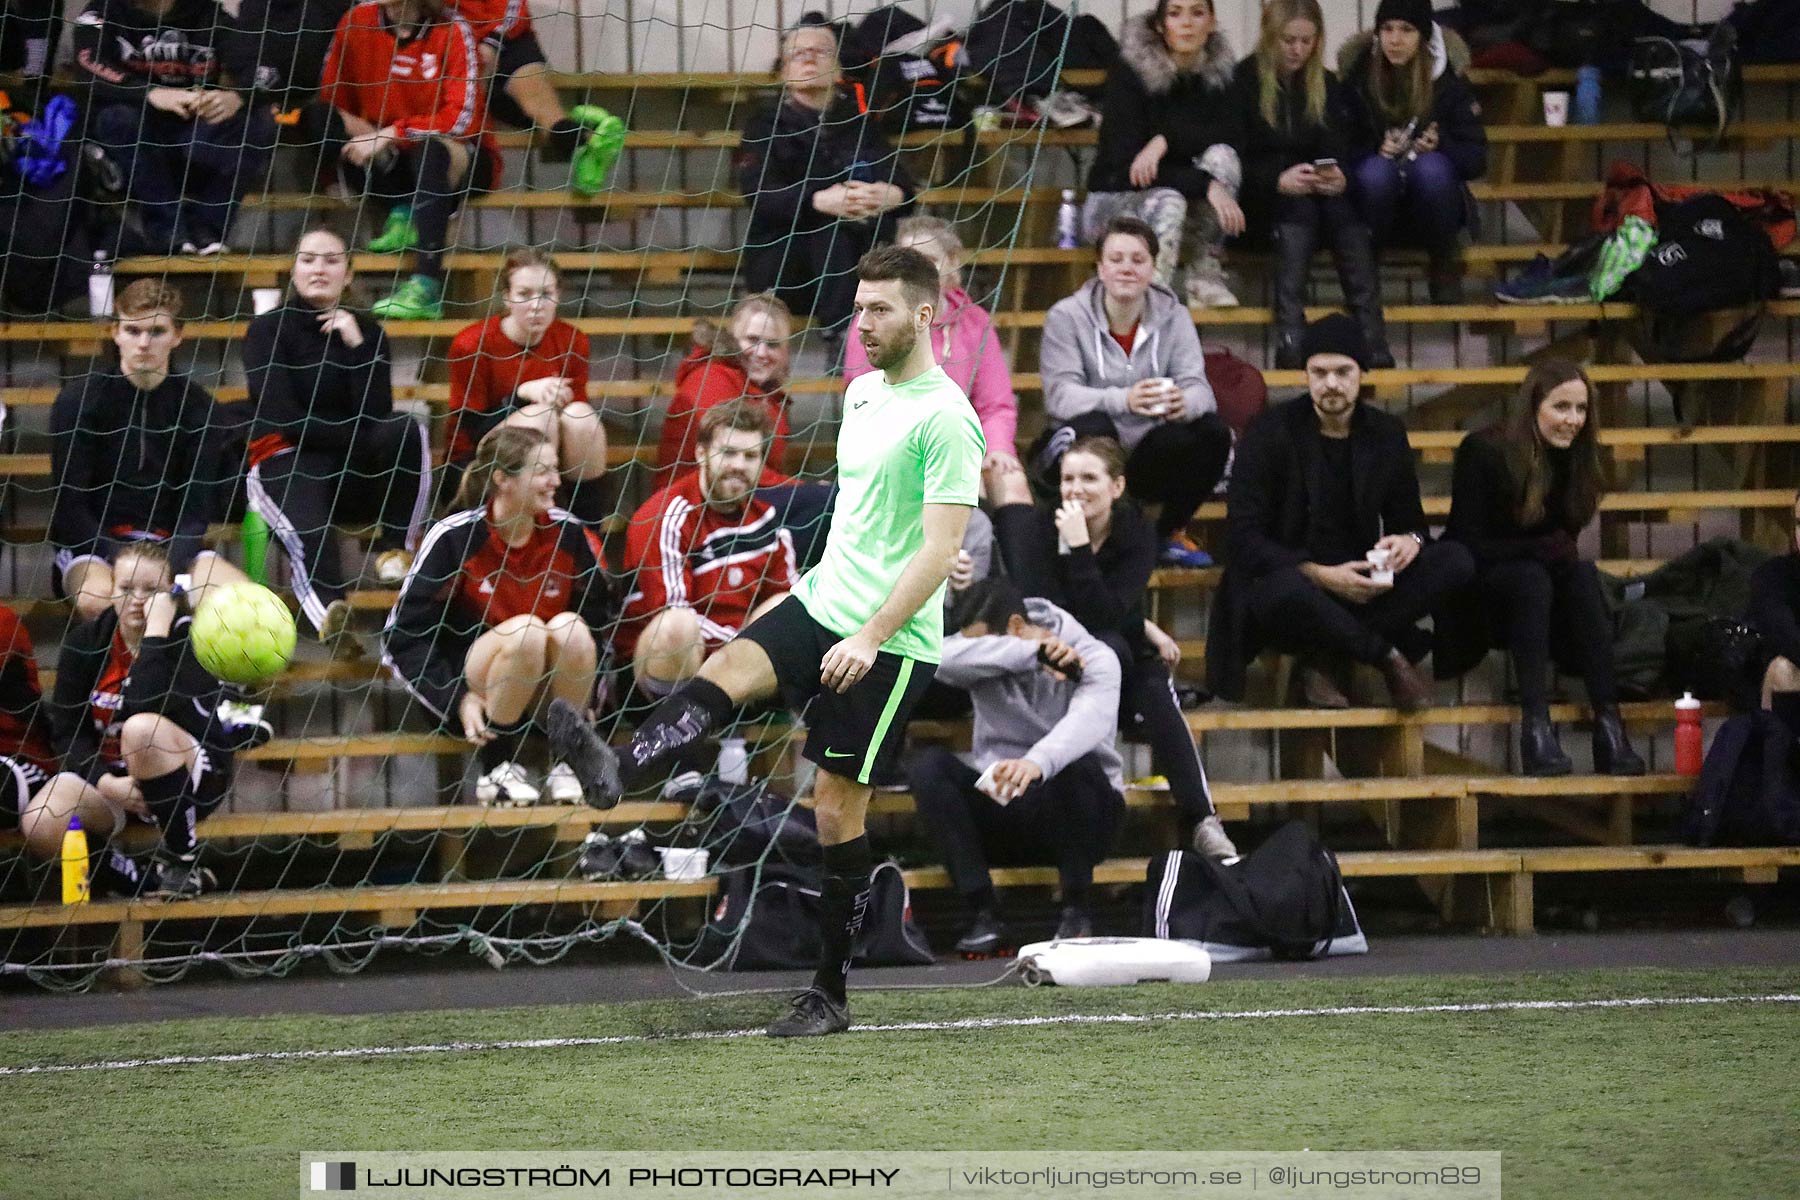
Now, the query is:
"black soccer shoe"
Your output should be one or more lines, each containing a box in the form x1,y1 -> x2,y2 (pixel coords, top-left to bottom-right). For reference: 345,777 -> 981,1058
766,987 -> 851,1038
547,699 -> 621,808
955,908 -> 1006,956
145,856 -> 218,900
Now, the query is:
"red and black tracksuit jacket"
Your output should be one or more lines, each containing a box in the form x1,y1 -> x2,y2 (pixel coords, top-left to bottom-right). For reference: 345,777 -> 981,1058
0,604 -> 55,780
382,505 -> 617,721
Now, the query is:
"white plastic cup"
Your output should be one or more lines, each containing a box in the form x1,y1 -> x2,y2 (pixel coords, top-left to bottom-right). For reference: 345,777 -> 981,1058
1367,547 -> 1395,587
1542,91 -> 1570,127
251,287 -> 282,315
659,847 -> 710,882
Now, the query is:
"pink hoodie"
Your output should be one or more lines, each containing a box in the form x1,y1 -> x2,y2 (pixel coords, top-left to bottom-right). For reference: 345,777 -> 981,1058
843,285 -> 1018,459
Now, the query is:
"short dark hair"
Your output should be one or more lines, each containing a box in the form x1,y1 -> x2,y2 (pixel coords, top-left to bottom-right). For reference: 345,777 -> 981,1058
960,577 -> 1029,635
1097,215 -> 1159,263
698,397 -> 776,448
857,244 -> 940,312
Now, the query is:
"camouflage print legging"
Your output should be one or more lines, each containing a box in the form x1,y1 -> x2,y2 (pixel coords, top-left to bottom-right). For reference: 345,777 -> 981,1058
1080,187 -> 1228,290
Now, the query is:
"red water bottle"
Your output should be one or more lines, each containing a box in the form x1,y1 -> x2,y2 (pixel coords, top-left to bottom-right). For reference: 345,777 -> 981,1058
1674,692 -> 1703,777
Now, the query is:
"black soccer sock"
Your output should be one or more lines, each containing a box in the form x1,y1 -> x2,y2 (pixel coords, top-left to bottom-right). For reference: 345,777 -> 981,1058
88,847 -> 145,896
619,677 -> 735,792
477,714 -> 532,773
138,766 -> 198,862
812,835 -> 874,1004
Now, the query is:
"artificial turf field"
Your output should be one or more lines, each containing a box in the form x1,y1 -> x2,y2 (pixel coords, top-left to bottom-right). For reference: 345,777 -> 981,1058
3,966 -> 1796,1200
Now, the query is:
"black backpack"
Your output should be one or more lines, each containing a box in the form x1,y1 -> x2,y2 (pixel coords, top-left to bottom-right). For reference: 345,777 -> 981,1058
840,6 -> 970,137
1628,193 -> 1778,363
1681,710 -> 1800,846
1629,23 -> 1741,151
963,0 -> 1115,107
692,861 -> 934,970
1726,0 -> 1800,66
686,777 -> 821,869
1142,821 -> 1365,962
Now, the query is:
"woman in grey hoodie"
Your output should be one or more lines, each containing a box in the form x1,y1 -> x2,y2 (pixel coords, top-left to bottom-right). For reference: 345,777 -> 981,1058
1033,215 -> 1229,567
1081,0 -> 1244,308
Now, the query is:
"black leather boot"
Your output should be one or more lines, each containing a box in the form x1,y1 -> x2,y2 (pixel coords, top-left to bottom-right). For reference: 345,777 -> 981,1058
1520,705 -> 1572,776
1592,706 -> 1646,776
1329,218 -> 1396,368
1272,221 -> 1312,369
1426,240 -> 1465,304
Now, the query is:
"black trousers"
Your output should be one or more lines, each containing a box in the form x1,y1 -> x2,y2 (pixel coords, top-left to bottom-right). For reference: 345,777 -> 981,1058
908,745 -> 1124,905
248,415 -> 432,633
1096,631 -> 1216,825
341,134 -> 484,283
743,216 -> 893,334
1247,540 -> 1475,666
1044,411 -> 1231,538
1480,557 -> 1618,709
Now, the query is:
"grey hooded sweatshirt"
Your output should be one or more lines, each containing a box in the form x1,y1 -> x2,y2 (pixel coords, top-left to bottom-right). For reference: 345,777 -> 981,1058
935,598 -> 1123,789
1040,277 -> 1217,452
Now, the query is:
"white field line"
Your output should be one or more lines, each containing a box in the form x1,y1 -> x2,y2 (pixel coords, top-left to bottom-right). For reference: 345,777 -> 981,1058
4,992 -> 1796,1078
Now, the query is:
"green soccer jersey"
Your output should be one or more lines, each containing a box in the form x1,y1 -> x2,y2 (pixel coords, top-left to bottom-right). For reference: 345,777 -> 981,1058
794,364 -> 984,663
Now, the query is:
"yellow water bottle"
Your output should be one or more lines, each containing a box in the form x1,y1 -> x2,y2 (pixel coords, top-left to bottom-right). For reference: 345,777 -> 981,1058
61,817 -> 90,905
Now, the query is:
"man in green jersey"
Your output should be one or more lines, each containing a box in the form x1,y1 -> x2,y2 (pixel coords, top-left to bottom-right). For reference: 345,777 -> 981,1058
550,245 -> 985,1037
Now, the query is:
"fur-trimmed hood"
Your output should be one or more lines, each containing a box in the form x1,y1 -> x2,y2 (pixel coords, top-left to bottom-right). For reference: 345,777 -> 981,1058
1337,23 -> 1470,82
1120,12 -> 1235,97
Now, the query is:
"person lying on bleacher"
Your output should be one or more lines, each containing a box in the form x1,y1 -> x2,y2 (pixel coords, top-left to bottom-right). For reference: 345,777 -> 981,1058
244,226 -> 433,656
1225,0 -> 1393,369
1206,313 -> 1473,711
991,434 -> 1237,861
1038,214 -> 1230,569
0,602 -> 57,876
446,247 -> 607,522
1439,360 -> 1644,777
1081,0 -> 1245,309
909,579 -> 1125,952
383,426 -> 613,807
845,216 -> 1022,502
318,0 -> 499,319
616,401 -> 795,729
50,279 -> 250,624
449,0 -> 589,161
735,13 -> 917,349
1338,0 -> 1487,303
73,0 -> 276,255
24,542 -> 272,899
1747,490 -> 1800,723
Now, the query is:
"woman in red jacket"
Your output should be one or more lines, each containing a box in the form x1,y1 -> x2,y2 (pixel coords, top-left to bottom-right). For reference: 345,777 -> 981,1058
655,292 -> 795,493
446,248 -> 607,518
320,0 -> 499,319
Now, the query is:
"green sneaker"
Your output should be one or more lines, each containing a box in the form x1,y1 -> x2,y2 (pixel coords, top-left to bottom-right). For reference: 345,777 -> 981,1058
568,105 -> 627,198
371,274 -> 443,320
367,208 -> 419,254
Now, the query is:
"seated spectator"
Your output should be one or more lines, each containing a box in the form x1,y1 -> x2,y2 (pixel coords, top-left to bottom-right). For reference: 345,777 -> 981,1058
1226,0 -> 1393,368
1206,314 -> 1472,709
319,0 -> 499,318
993,435 -> 1237,859
1037,215 -> 1230,567
1081,0 -> 1245,308
846,216 -> 1022,499
1440,360 -> 1642,775
73,0 -> 276,255
617,400 -> 796,707
1748,492 -> 1800,720
446,248 -> 605,519
24,543 -> 271,898
909,580 -> 1125,951
50,279 -> 248,623
244,226 -> 432,652
450,0 -> 588,159
736,15 -> 917,342
657,293 -> 796,493
383,427 -> 612,806
0,601 -> 56,868
1339,0 -> 1487,302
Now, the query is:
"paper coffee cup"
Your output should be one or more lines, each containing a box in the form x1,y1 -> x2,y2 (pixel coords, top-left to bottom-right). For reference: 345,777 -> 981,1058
1367,547 -> 1394,586
1542,91 -> 1570,127
659,847 -> 710,881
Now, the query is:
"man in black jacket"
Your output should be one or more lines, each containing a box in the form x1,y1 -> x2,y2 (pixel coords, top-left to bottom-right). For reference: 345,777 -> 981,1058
1206,314 -> 1472,709
50,278 -> 248,622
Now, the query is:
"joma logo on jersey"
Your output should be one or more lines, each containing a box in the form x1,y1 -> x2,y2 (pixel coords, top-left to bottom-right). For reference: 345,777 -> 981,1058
392,51 -> 440,80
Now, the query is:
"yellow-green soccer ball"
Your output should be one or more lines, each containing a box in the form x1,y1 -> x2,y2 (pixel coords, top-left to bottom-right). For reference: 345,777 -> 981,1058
190,583 -> 297,686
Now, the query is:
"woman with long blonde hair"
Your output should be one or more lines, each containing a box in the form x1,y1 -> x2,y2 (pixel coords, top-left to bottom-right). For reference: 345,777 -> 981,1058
1226,0 -> 1393,369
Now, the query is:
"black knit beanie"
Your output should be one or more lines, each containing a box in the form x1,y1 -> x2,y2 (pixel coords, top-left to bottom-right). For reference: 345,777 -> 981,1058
1374,0 -> 1434,37
1300,313 -> 1370,370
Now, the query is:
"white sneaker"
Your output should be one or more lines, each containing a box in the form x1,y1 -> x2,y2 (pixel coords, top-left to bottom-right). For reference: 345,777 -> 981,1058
1192,815 -> 1240,860
1186,275 -> 1241,308
476,761 -> 540,806
1038,90 -> 1098,128
543,762 -> 584,805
